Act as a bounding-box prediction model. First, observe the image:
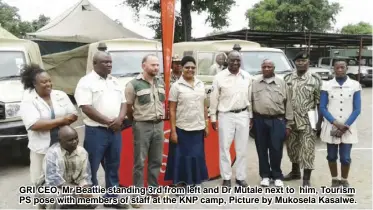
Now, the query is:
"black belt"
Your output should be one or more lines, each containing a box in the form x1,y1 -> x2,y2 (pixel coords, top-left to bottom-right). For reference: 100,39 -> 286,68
229,107 -> 247,113
140,119 -> 163,124
254,112 -> 285,119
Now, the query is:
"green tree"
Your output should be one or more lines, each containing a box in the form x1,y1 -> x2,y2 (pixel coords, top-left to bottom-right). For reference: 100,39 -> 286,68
147,12 -> 185,42
0,0 -> 21,35
123,0 -> 236,41
0,0 -> 50,38
206,29 -> 230,36
341,22 -> 372,35
30,14 -> 50,31
246,0 -> 279,31
246,0 -> 341,32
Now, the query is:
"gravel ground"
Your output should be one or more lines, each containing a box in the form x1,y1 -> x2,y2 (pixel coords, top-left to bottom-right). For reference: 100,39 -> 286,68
0,88 -> 371,209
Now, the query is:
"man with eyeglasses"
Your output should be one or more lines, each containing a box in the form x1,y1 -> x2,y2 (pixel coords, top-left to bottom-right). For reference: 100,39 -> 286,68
283,51 -> 322,187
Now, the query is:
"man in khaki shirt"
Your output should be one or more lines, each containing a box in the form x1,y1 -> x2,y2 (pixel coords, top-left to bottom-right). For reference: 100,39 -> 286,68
252,59 -> 294,188
125,54 -> 165,207
209,50 -> 253,187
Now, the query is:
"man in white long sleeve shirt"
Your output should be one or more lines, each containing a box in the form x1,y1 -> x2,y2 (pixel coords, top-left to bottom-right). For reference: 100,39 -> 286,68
210,50 -> 253,187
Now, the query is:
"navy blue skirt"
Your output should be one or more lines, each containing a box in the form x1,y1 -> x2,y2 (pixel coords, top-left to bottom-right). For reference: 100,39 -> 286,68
164,127 -> 209,185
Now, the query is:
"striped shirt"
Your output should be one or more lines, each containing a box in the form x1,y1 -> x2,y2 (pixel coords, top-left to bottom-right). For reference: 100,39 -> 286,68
37,143 -> 92,187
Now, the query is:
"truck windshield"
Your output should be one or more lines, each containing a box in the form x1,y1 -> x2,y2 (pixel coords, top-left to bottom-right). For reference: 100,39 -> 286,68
241,51 -> 292,74
0,51 -> 26,78
344,58 -> 372,67
108,51 -> 164,76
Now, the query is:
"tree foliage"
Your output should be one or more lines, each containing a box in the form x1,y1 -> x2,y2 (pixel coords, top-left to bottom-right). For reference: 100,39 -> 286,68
246,0 -> 341,32
147,12 -> 185,42
0,0 -> 50,38
123,0 -> 235,41
206,29 -> 230,36
341,22 -> 372,35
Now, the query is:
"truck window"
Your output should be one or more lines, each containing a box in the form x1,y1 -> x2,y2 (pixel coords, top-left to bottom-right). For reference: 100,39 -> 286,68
197,52 -> 215,75
183,51 -> 193,57
241,51 -> 292,74
347,59 -> 357,66
0,51 -> 26,78
321,58 -> 331,66
108,51 -> 163,76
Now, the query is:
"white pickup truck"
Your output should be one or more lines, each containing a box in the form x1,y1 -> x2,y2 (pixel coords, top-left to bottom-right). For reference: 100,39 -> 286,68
317,56 -> 372,86
309,67 -> 333,80
0,38 -> 44,164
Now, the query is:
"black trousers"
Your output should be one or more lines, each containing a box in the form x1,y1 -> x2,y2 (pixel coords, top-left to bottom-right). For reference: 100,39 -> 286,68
254,115 -> 286,180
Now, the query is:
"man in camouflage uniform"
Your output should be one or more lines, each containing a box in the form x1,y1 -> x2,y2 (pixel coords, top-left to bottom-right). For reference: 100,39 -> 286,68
170,55 -> 182,85
283,51 -> 322,187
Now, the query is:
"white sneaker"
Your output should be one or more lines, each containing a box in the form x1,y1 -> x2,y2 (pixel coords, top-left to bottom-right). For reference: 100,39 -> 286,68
260,178 -> 270,187
274,179 -> 284,187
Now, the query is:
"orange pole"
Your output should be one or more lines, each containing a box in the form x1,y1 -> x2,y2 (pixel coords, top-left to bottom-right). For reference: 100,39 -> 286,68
161,0 -> 176,116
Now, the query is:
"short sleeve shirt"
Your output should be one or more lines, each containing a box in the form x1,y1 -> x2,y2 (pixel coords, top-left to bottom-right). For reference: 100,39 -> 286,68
125,74 -> 166,121
74,71 -> 125,127
169,77 -> 206,131
20,89 -> 78,154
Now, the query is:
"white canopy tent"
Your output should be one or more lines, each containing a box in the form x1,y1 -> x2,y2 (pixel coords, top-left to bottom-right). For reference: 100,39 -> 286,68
27,0 -> 145,43
0,25 -> 18,39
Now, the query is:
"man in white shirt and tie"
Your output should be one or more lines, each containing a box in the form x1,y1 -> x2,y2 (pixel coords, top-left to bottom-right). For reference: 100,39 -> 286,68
210,50 -> 253,187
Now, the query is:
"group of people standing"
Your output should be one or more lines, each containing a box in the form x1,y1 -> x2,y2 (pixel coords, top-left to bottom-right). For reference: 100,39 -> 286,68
207,50 -> 361,193
19,51 -> 211,209
19,46 -> 361,209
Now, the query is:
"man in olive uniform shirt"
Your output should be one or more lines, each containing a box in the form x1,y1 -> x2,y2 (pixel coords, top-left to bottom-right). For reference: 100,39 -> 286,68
125,54 -> 165,208
252,59 -> 294,188
283,51 -> 322,187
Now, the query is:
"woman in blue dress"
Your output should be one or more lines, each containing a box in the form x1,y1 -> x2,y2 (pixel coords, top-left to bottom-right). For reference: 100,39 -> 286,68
165,56 -> 209,188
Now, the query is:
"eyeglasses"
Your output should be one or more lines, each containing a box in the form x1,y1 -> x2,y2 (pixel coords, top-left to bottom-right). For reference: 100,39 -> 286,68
184,66 -> 196,70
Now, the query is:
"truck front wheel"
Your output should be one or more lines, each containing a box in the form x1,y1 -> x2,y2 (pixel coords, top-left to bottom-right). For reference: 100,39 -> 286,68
17,140 -> 30,165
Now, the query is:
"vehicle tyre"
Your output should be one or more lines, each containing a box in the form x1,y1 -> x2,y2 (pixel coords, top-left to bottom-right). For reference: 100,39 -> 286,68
18,142 -> 30,165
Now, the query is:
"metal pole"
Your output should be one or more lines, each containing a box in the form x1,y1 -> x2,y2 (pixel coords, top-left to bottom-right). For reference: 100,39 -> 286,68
357,37 -> 363,82
308,31 -> 311,54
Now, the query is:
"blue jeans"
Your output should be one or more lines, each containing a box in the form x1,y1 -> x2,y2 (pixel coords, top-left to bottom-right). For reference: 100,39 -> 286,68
326,143 -> 352,165
84,126 -> 122,196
